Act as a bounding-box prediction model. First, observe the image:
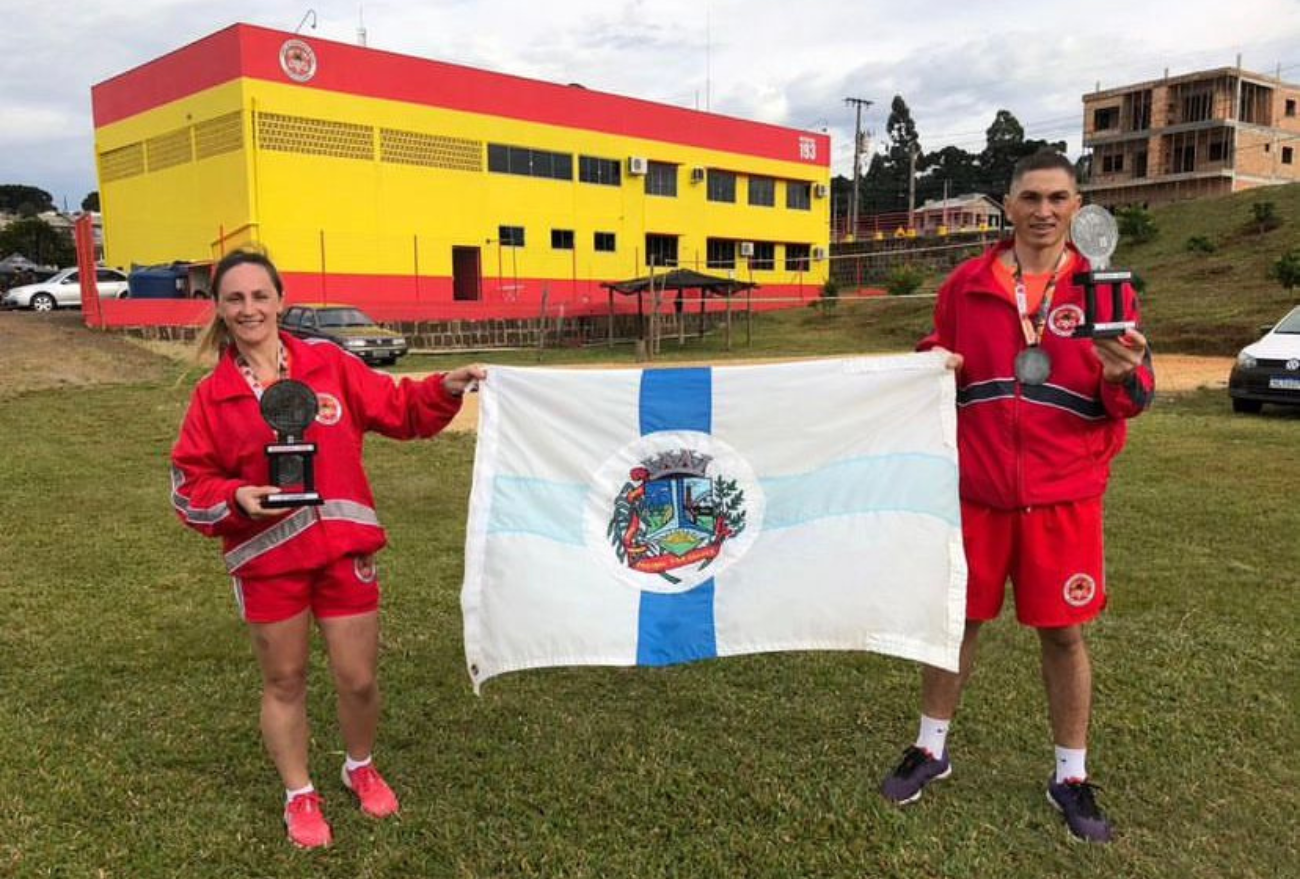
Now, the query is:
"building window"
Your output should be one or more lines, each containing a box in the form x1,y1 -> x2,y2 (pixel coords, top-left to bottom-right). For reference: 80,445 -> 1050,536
487,143 -> 572,181
1093,107 -> 1119,130
787,181 -> 812,210
706,238 -> 736,270
646,161 -> 677,197
551,229 -> 574,250
579,155 -> 621,186
750,241 -> 775,271
785,243 -> 811,272
707,170 -> 737,203
1101,152 -> 1124,174
1287,99 -> 1297,117
1208,140 -> 1228,162
747,176 -> 775,207
645,234 -> 679,268
1135,151 -> 1148,178
594,231 -> 616,252
1182,92 -> 1212,123
498,225 -> 525,247
1284,147 -> 1295,165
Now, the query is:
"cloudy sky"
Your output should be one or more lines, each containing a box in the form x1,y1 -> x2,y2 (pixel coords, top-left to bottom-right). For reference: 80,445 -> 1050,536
1,0 -> 1297,208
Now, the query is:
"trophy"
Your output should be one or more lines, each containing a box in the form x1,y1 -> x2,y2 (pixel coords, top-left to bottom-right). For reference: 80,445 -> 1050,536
1070,204 -> 1136,339
259,379 -> 323,508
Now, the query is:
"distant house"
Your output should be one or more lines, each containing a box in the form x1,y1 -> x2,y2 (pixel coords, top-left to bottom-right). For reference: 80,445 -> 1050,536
1083,66 -> 1300,208
914,193 -> 1004,236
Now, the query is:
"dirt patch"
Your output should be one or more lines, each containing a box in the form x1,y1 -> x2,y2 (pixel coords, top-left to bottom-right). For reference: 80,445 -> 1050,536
0,311 -> 182,398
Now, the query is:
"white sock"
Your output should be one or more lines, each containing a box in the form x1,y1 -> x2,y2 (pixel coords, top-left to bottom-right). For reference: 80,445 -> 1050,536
915,714 -> 950,759
344,754 -> 373,773
285,783 -> 315,804
1054,746 -> 1087,783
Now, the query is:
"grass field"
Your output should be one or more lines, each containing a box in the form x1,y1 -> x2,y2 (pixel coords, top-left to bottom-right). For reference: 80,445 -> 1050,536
1,335 -> 1297,877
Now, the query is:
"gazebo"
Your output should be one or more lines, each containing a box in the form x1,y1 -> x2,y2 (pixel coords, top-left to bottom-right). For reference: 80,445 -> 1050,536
601,268 -> 759,355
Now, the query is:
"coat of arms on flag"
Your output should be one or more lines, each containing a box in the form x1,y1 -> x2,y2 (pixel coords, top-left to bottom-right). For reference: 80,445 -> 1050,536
461,353 -> 966,692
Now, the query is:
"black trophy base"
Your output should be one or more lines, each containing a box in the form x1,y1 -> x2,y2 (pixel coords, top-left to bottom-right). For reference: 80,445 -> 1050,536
264,490 -> 323,509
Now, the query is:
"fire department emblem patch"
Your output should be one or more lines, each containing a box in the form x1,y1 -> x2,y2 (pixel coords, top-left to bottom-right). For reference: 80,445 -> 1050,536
315,392 -> 342,425
1063,573 -> 1097,607
279,39 -> 318,83
354,554 -> 377,583
586,431 -> 764,594
1048,304 -> 1085,338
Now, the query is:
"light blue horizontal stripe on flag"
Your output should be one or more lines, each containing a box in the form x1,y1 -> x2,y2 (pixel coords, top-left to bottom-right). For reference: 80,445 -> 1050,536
637,367 -> 717,666
486,477 -> 587,545
760,454 -> 959,530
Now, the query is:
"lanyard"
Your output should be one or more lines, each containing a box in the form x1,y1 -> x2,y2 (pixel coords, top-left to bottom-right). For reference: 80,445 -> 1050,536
236,343 -> 290,399
1011,248 -> 1066,348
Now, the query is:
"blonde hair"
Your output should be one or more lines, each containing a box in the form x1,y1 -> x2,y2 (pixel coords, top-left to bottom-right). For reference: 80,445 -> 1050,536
195,248 -> 284,363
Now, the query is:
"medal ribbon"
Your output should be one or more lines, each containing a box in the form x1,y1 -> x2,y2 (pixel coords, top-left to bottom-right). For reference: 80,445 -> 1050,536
236,343 -> 291,400
1011,248 -> 1066,348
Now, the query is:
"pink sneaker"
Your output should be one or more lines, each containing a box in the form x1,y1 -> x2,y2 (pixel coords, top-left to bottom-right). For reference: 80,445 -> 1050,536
284,790 -> 333,849
342,763 -> 400,818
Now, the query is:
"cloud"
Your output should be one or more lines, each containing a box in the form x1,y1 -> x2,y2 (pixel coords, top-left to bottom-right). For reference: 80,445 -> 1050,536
0,0 -> 1296,204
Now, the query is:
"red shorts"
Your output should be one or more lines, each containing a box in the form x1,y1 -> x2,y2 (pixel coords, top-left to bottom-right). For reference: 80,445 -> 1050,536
961,499 -> 1106,627
231,553 -> 380,624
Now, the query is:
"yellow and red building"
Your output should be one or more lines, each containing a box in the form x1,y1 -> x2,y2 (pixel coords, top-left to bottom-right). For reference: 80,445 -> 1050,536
91,24 -> 831,321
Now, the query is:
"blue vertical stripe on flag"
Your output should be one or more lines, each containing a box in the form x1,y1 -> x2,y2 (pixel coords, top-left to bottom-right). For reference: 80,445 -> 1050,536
636,368 -> 717,666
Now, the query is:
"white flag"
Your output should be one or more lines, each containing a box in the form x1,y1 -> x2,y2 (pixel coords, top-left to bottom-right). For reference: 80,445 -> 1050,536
461,353 -> 965,692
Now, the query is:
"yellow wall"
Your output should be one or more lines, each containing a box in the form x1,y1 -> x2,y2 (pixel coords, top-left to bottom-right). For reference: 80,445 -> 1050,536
97,78 -> 829,287
96,81 -> 253,267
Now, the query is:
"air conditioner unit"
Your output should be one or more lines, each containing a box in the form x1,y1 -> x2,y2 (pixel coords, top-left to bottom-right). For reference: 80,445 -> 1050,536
813,183 -> 829,198
811,246 -> 828,261
738,241 -> 755,257
628,156 -> 649,175
690,167 -> 706,183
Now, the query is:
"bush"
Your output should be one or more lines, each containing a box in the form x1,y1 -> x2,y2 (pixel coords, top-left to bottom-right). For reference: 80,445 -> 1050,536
1273,248 -> 1300,290
1185,235 -> 1216,254
818,278 -> 840,310
1116,205 -> 1158,244
885,264 -> 925,297
1251,201 -> 1282,235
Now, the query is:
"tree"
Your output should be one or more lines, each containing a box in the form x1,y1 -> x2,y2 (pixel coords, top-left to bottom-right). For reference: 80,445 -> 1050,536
0,184 -> 55,217
0,217 -> 75,266
81,191 -> 100,212
918,145 -> 980,205
978,110 -> 1067,199
859,96 -> 923,215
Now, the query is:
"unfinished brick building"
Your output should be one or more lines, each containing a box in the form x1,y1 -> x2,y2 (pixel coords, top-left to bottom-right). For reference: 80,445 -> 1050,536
1082,66 -> 1299,208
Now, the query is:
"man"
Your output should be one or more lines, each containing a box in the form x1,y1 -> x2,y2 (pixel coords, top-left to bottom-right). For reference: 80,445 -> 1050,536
880,150 -> 1153,843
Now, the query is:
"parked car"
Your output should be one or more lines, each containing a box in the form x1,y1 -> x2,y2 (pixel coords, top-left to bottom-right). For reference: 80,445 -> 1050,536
281,304 -> 409,365
1,267 -> 130,311
1228,304 -> 1300,413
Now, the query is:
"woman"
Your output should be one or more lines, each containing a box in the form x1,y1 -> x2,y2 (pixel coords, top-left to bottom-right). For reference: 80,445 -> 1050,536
171,249 -> 484,848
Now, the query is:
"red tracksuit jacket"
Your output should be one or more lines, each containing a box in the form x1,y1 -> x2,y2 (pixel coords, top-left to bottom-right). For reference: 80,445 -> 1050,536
918,240 -> 1155,510
171,333 -> 462,577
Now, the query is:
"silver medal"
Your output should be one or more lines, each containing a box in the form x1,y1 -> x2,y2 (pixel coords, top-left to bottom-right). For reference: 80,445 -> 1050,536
1014,347 -> 1052,385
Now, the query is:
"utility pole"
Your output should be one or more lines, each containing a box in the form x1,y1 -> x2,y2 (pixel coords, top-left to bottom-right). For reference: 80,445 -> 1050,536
844,97 -> 873,240
907,143 -> 920,230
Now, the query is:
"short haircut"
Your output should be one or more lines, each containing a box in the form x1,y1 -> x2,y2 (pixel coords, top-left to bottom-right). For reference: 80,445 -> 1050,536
1010,150 -> 1077,188
211,248 -> 283,298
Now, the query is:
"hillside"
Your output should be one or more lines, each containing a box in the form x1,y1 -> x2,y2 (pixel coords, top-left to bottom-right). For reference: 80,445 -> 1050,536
1118,181 -> 1300,354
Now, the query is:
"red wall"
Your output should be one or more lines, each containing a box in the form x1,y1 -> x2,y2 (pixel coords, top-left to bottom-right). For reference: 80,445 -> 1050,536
93,25 -> 830,168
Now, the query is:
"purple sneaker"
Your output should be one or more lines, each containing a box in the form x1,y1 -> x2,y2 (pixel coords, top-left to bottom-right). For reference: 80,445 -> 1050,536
880,746 -> 951,805
1047,777 -> 1114,843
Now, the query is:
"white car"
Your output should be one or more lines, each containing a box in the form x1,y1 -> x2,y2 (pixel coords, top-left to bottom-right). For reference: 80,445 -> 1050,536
1228,305 -> 1300,413
1,267 -> 130,311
